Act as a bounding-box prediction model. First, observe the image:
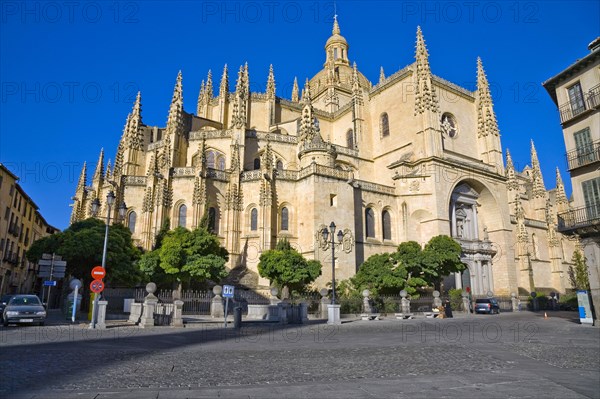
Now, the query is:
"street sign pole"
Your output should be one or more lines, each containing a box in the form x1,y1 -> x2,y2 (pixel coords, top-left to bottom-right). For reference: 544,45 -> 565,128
224,297 -> 229,328
46,254 -> 55,307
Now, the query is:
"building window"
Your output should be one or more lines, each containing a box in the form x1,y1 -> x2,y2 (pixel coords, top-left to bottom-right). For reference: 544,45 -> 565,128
276,160 -> 283,171
531,233 -> 539,259
206,151 -> 215,169
346,129 -> 354,149
567,82 -> 586,116
574,128 -> 594,166
281,207 -> 289,231
441,113 -> 458,138
250,208 -> 258,231
178,204 -> 187,228
128,211 -> 137,234
208,207 -> 217,233
217,156 -> 226,171
382,210 -> 392,240
4,207 -> 9,220
365,208 -> 375,238
254,158 -> 261,170
582,177 -> 600,219
380,113 -> 390,137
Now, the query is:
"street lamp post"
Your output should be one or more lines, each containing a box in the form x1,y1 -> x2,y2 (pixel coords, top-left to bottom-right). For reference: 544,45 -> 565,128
90,191 -> 127,329
322,222 -> 343,324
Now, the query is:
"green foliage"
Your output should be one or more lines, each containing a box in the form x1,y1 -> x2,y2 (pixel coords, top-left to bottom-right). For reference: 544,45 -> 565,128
568,250 -> 590,290
153,218 -> 171,250
558,292 -> 578,311
152,226 -> 229,286
352,235 -> 464,296
448,288 -> 464,311
258,239 -> 322,294
26,218 -> 141,286
275,238 -> 292,251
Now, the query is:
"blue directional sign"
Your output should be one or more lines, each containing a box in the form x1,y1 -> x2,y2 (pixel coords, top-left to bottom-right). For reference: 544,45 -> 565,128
223,285 -> 235,298
44,280 -> 57,287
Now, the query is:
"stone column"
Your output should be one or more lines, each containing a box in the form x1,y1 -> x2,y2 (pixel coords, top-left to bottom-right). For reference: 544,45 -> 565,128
327,304 -> 341,325
139,282 -> 158,328
269,287 -> 281,305
454,271 -> 462,289
319,288 -> 330,319
171,300 -> 184,327
128,303 -> 142,324
211,285 -> 224,318
96,300 -> 108,329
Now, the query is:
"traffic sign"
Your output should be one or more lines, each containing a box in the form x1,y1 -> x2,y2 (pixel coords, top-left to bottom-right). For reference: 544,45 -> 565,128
90,279 -> 105,293
223,285 -> 235,298
91,266 -> 106,279
43,280 -> 57,287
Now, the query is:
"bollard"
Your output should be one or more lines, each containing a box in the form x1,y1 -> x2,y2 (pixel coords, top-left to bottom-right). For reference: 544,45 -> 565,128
233,306 -> 242,329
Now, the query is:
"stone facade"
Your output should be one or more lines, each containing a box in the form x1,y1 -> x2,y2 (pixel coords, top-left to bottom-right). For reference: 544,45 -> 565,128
71,20 -> 577,295
543,37 -> 600,320
0,163 -> 58,295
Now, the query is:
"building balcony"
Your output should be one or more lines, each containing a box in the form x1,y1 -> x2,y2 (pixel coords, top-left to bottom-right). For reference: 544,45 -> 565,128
566,139 -> 600,170
557,203 -> 600,237
558,84 -> 600,124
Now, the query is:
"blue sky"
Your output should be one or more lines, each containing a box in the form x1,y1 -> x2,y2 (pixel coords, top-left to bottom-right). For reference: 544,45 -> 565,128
1,0 -> 599,229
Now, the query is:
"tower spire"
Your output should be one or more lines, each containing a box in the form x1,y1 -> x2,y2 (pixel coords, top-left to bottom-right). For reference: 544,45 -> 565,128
197,80 -> 205,115
291,77 -> 299,102
93,148 -> 105,183
414,26 -> 439,115
166,70 -> 184,136
219,64 -> 229,98
505,149 -> 519,191
530,140 -> 546,198
76,161 -> 87,191
379,66 -> 385,84
476,57 -> 499,138
332,14 -> 340,35
126,91 -> 144,150
205,70 -> 213,100
266,64 -> 276,99
555,167 -> 569,208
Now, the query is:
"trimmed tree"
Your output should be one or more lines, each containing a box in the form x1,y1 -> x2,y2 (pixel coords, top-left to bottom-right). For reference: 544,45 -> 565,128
258,239 -> 322,295
568,249 -> 590,290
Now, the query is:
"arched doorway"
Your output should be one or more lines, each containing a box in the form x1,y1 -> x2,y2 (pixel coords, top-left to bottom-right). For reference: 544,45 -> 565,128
449,182 -> 497,295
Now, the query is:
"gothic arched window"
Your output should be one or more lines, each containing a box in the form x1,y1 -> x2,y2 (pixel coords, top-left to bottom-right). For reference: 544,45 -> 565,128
254,158 -> 261,170
208,207 -> 217,234
380,113 -> 390,137
217,156 -> 226,171
206,151 -> 215,169
346,129 -> 354,149
178,204 -> 187,228
128,211 -> 136,234
250,208 -> 258,231
365,208 -> 375,238
382,210 -> 392,240
281,207 -> 289,231
276,160 -> 283,171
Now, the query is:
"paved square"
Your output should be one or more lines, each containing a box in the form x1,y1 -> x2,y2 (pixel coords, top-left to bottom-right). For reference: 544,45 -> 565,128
1,312 -> 598,398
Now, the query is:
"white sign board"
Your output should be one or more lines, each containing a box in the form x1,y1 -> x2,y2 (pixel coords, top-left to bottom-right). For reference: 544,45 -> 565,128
577,290 -> 594,325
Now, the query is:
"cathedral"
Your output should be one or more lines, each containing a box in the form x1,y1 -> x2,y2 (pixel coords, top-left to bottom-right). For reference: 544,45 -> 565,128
70,18 -> 578,295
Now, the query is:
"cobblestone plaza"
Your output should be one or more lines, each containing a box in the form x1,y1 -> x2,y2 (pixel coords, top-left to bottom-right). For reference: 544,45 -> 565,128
1,312 -> 598,398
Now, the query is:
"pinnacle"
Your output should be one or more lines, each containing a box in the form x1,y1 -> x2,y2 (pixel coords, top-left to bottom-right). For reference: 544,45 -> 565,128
332,15 -> 340,35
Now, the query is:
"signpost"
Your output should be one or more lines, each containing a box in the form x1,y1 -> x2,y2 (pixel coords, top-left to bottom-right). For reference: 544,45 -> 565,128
222,285 -> 235,328
37,254 -> 67,307
69,279 -> 82,323
577,290 -> 593,325
91,266 -> 106,279
90,279 -> 105,294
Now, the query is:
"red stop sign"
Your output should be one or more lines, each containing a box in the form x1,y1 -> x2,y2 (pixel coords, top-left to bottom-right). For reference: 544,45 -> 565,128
91,266 -> 106,279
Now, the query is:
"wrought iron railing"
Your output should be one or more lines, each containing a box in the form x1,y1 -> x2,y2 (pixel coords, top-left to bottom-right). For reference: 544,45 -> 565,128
566,139 -> 600,170
557,203 -> 600,232
558,84 -> 600,124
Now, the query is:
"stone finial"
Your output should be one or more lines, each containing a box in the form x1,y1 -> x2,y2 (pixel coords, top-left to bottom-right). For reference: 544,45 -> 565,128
76,161 -> 87,192
476,57 -> 499,138
105,159 -> 112,181
352,62 -> 361,96
332,14 -> 340,35
555,167 -> 569,207
414,26 -> 439,115
166,71 -> 184,137
291,77 -> 299,102
266,64 -> 276,99
530,140 -> 546,199
379,66 -> 385,84
92,148 -> 105,183
505,149 -> 519,191
205,69 -> 213,100
196,80 -> 205,115
219,64 -> 229,98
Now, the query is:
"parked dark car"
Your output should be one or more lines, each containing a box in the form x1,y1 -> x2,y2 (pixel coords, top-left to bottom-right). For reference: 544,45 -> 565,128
475,298 -> 500,314
2,295 -> 46,326
0,294 -> 15,315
